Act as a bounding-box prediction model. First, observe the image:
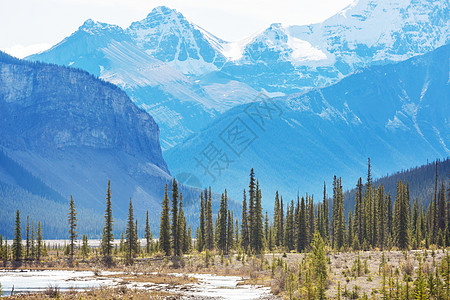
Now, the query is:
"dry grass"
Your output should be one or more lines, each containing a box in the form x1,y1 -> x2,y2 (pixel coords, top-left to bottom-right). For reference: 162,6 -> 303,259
5,287 -> 176,299
2,248 -> 448,299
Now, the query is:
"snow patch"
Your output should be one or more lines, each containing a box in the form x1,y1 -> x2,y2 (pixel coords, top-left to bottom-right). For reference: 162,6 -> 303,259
287,36 -> 327,63
432,126 -> 450,155
386,115 -> 408,130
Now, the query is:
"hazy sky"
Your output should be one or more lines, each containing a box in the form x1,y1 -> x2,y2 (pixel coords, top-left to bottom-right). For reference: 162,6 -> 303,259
1,0 -> 353,58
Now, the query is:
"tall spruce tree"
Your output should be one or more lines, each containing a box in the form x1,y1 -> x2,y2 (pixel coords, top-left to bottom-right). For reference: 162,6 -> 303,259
199,192 -> 205,251
0,235 -> 3,261
178,193 -> 189,254
4,237 -> 8,262
308,196 -> 315,244
102,180 -> 114,262
297,196 -> 307,252
36,221 -> 43,261
248,169 -> 256,250
135,219 -> 139,255
438,180 -> 446,233
144,211 -> 153,254
264,211 -> 269,248
227,210 -> 234,252
68,195 -> 78,261
171,179 -> 180,256
241,189 -> 249,251
159,184 -> 171,256
253,180 -> 264,253
354,178 -> 363,243
30,221 -> 35,260
81,235 -> 89,259
274,191 -> 281,246
206,187 -> 214,250
280,197 -> 284,247
12,210 -> 22,261
218,190 -> 228,254
125,198 -> 136,264
26,216 -> 30,260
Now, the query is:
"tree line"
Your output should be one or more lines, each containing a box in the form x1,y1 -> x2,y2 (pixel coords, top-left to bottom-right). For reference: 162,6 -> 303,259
0,210 -> 45,263
164,160 -> 450,256
4,159 -> 449,265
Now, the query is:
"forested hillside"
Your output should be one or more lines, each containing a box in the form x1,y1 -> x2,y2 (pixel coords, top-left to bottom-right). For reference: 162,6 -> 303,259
343,158 -> 450,213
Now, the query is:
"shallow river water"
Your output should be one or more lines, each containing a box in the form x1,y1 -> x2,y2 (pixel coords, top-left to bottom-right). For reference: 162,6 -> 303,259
0,270 -> 272,299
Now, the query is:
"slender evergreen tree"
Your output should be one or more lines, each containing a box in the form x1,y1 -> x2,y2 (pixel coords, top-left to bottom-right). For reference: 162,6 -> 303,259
264,211 -> 269,247
4,237 -> 8,262
26,216 -> 30,260
36,221 -> 43,261
354,178 -> 363,243
81,235 -> 89,259
274,191 -> 282,246
144,211 -> 153,254
227,210 -> 234,252
171,179 -> 180,256
253,180 -> 264,253
205,187 -> 214,250
178,193 -> 189,254
241,189 -> 249,251
12,210 -> 22,261
199,192 -> 205,251
297,196 -> 307,251
102,180 -> 114,263
125,198 -> 136,264
0,235 -> 3,261
248,169 -> 256,250
159,184 -> 171,256
30,221 -> 35,260
218,190 -> 228,254
68,195 -> 78,261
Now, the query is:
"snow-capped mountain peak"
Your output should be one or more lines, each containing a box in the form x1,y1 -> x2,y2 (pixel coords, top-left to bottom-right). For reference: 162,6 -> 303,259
289,0 -> 449,62
126,6 -> 227,75
79,19 -> 123,35
240,22 -> 327,65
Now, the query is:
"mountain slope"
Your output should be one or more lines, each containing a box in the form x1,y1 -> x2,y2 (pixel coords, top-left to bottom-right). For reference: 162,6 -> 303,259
27,13 -> 259,149
0,51 -> 209,237
27,19 -> 224,149
165,44 -> 450,206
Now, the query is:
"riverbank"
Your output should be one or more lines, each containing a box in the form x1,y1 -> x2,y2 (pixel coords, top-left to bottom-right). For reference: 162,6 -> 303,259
0,268 -> 276,299
1,249 -> 448,299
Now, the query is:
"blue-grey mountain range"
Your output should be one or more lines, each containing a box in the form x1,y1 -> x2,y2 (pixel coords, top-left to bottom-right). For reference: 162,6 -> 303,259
28,0 -> 449,149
